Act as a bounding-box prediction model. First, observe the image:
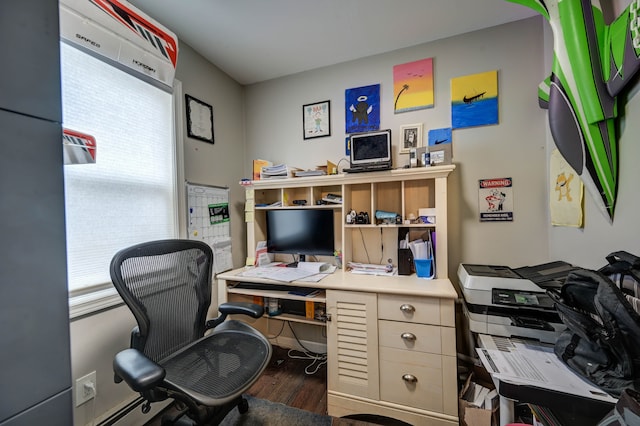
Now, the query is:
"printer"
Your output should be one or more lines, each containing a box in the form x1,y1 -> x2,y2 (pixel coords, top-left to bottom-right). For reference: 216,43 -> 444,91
458,261 -> 578,344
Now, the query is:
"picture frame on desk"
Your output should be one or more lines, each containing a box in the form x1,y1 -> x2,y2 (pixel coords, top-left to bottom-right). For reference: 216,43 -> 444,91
185,94 -> 214,144
303,100 -> 331,140
399,123 -> 423,153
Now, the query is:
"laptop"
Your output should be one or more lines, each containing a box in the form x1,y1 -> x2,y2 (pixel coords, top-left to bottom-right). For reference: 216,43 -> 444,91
344,129 -> 392,173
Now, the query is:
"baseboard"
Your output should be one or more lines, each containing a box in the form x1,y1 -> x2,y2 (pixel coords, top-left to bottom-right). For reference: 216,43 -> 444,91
94,396 -> 170,426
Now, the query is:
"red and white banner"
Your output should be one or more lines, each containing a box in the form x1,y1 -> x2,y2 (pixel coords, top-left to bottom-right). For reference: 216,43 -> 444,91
59,0 -> 178,87
63,128 -> 97,165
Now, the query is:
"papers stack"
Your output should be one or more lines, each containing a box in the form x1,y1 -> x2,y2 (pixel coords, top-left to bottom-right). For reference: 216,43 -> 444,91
260,164 -> 296,179
347,262 -> 397,276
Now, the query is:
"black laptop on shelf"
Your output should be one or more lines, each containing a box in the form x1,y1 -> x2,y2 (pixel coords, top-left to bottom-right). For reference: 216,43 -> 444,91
344,129 -> 392,173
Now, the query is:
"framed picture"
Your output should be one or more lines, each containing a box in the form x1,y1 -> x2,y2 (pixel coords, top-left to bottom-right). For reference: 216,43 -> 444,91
303,100 -> 331,139
185,94 -> 214,143
399,123 -> 423,153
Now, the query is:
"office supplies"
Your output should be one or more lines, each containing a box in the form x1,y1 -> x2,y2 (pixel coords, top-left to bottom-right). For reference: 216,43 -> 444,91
294,169 -> 326,177
458,262 -> 576,343
253,159 -> 272,180
344,129 -> 392,173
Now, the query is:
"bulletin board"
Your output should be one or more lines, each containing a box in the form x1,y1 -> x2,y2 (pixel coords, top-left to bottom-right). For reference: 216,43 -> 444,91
186,182 -> 233,274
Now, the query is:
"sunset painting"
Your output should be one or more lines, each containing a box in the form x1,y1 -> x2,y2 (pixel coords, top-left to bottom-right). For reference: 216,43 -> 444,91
393,57 -> 434,113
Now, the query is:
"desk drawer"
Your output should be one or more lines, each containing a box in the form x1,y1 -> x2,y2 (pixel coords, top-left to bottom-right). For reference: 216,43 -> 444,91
378,320 -> 455,356
378,294 -> 442,325
379,347 -> 449,413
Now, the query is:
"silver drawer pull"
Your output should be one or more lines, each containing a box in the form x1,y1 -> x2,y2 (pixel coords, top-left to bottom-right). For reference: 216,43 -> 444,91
401,332 -> 416,342
400,304 -> 415,314
402,374 -> 418,384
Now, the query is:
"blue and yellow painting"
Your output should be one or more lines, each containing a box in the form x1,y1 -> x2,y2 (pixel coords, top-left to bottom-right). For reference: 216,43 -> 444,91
451,70 -> 498,129
345,84 -> 380,133
428,127 -> 452,146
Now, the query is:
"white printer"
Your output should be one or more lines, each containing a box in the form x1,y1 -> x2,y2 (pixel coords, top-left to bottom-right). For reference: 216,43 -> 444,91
458,262 -> 578,344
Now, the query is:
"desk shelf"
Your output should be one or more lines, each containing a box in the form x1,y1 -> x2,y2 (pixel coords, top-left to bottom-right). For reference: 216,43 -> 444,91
246,166 -> 453,278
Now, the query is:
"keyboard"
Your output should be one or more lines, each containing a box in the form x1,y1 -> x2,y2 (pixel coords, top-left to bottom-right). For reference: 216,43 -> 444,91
344,164 -> 391,173
232,282 -> 314,294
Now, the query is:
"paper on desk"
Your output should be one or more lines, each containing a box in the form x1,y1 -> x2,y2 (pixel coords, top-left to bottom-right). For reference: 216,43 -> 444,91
239,267 -> 315,282
297,261 -> 336,274
347,262 -> 397,276
476,338 -> 616,403
239,262 -> 336,282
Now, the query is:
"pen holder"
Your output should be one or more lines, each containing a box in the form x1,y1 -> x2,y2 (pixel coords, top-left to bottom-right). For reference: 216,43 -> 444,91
414,258 -> 433,279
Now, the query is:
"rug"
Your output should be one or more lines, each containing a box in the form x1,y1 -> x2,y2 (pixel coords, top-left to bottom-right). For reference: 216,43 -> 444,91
219,395 -> 332,426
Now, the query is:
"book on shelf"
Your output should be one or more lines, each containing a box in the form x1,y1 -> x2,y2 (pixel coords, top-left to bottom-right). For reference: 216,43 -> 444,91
253,159 -> 272,180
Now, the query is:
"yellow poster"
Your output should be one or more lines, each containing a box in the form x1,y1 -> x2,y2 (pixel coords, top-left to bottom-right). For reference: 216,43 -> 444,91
550,149 -> 583,227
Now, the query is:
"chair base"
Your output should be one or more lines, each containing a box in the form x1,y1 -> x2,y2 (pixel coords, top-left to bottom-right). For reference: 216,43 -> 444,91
159,396 -> 247,426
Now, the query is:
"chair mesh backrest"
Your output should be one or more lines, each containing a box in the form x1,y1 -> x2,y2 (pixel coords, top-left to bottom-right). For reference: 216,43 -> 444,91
110,240 -> 213,362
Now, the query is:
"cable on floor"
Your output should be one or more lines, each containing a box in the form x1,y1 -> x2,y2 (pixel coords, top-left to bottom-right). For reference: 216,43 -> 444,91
287,321 -> 327,375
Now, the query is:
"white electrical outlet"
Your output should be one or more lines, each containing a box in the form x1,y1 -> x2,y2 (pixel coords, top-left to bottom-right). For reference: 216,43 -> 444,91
75,371 -> 97,407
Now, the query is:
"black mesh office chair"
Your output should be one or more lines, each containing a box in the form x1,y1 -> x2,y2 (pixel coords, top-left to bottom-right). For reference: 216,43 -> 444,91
110,239 -> 272,425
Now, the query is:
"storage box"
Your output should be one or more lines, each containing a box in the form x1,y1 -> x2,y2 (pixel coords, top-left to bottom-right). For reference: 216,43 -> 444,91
459,369 -> 498,426
415,258 -> 433,278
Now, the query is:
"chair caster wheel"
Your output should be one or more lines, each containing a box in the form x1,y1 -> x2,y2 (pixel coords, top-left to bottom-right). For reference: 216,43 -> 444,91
238,397 -> 249,414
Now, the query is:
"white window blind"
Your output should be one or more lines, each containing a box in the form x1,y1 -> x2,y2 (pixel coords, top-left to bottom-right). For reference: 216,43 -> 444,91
61,43 -> 177,294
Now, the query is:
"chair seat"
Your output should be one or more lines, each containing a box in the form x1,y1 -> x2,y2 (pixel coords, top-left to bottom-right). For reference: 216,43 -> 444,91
161,321 -> 271,406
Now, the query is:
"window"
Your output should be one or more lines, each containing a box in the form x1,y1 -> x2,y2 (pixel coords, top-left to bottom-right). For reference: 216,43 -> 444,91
61,43 -> 178,299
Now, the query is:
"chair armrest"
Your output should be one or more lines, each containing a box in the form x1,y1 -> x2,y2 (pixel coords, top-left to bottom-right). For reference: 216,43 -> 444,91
219,302 -> 264,318
206,302 -> 264,329
113,348 -> 165,392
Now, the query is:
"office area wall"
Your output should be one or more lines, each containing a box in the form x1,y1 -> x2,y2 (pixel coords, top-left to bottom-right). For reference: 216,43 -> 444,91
244,16 -> 550,281
69,41 -> 248,425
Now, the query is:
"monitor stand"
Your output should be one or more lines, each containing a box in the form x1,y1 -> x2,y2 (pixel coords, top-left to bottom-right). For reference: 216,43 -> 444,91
285,254 -> 305,268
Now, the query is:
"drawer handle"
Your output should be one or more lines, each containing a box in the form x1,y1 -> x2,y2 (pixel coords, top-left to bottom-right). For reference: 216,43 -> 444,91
401,332 -> 416,342
402,374 -> 418,384
400,304 -> 415,314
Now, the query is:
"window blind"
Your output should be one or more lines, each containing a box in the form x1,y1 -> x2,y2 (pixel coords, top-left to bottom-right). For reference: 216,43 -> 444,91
61,42 -> 177,293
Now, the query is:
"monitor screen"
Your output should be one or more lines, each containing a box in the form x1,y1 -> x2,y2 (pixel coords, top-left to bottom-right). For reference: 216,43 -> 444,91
266,209 -> 335,256
350,129 -> 392,166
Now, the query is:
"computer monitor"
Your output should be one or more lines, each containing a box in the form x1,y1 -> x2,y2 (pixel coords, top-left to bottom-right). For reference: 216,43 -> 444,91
349,129 -> 392,168
266,209 -> 335,258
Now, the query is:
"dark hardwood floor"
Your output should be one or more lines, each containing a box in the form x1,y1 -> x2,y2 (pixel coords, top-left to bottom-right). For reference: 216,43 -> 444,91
146,345 -> 381,425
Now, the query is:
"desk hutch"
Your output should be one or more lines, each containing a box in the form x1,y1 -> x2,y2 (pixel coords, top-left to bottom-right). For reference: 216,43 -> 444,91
217,166 -> 459,425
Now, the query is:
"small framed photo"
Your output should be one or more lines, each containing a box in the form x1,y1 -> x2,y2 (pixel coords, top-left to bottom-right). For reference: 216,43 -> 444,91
399,123 -> 423,153
303,100 -> 331,140
185,94 -> 214,144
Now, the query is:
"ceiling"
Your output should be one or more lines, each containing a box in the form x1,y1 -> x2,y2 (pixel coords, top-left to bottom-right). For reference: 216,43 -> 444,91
128,0 -> 537,85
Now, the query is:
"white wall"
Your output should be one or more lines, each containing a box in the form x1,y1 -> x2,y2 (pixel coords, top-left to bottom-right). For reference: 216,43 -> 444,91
244,17 -> 551,281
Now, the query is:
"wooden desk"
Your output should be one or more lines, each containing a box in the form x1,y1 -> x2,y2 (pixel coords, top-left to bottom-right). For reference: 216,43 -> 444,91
217,267 -> 459,426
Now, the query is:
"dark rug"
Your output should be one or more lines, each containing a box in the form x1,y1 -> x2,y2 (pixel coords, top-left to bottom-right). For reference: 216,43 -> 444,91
219,395 -> 332,426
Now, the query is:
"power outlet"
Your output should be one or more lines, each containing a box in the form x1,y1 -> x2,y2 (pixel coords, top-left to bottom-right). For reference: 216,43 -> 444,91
75,371 -> 97,407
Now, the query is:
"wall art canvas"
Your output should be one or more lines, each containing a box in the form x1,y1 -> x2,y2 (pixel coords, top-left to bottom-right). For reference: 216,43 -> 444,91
451,70 -> 498,129
393,57 -> 434,113
345,84 -> 380,133
428,127 -> 452,146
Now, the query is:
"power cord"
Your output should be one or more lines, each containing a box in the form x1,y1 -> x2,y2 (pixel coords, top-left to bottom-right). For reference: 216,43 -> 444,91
287,348 -> 327,375
265,319 -> 286,340
286,322 -> 327,375
358,228 -> 371,263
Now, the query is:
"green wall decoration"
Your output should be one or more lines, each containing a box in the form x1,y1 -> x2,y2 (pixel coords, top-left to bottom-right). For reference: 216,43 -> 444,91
507,0 -> 640,221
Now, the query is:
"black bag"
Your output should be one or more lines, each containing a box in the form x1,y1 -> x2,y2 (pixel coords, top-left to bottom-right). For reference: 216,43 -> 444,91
550,252 -> 640,398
